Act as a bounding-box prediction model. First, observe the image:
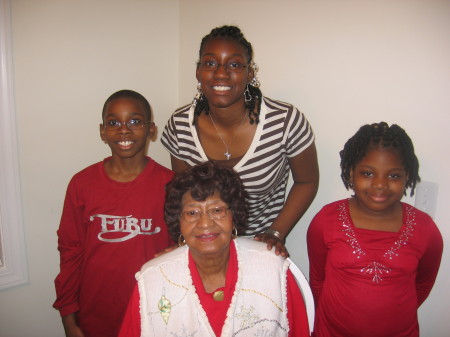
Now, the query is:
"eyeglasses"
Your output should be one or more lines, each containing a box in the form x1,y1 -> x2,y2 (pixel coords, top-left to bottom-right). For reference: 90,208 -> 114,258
103,119 -> 151,131
197,61 -> 248,73
180,206 -> 231,223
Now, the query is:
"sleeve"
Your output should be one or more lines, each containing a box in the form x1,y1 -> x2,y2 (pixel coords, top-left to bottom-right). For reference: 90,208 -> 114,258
285,104 -> 315,158
53,179 -> 85,316
161,113 -> 181,158
286,269 -> 311,337
415,216 -> 443,306
118,285 -> 141,337
306,209 -> 328,305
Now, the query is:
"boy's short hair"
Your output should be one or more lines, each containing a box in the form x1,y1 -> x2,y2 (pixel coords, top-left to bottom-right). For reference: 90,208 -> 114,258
102,89 -> 152,122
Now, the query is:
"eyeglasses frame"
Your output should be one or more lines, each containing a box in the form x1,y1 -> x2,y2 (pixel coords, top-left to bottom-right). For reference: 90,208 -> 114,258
180,206 -> 231,223
102,120 -> 152,131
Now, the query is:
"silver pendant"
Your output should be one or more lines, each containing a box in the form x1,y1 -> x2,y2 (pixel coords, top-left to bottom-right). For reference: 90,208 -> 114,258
224,151 -> 231,160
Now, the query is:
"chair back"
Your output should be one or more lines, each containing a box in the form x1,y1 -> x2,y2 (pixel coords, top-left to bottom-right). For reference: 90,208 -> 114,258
287,258 -> 315,334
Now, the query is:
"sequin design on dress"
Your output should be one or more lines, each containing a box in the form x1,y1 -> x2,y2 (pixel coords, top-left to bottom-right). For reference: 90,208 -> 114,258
158,293 -> 171,324
171,324 -> 198,337
338,202 -> 416,283
339,203 -> 366,259
383,206 -> 416,260
235,305 -> 259,329
361,262 -> 392,283
150,267 -> 190,324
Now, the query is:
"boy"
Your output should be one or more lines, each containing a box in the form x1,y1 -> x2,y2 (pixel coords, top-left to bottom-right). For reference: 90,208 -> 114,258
53,90 -> 174,337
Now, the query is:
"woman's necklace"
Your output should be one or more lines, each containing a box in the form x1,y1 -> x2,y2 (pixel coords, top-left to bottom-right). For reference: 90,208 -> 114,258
209,110 -> 248,160
212,289 -> 224,301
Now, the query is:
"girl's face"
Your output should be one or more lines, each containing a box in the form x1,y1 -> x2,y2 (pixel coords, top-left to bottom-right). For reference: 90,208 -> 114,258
350,147 -> 408,215
196,37 -> 253,111
180,190 -> 233,258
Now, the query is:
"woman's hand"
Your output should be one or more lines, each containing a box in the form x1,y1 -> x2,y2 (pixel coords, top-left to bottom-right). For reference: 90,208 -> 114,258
254,233 -> 289,258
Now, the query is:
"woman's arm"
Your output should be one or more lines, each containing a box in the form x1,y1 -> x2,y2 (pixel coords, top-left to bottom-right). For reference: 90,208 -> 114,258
170,155 -> 191,173
255,143 -> 319,256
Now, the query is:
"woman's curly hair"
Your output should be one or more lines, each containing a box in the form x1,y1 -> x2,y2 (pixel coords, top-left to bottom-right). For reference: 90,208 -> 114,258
340,121 -> 420,196
164,162 -> 249,241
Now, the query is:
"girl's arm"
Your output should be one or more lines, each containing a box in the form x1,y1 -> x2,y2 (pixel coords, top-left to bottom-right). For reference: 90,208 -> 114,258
307,211 -> 328,305
415,218 -> 443,306
256,143 -> 319,257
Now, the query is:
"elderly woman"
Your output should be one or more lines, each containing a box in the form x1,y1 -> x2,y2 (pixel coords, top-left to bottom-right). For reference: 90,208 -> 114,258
119,162 -> 310,337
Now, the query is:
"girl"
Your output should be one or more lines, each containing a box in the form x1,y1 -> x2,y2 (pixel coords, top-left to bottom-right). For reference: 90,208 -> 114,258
307,122 -> 443,337
161,25 -> 319,257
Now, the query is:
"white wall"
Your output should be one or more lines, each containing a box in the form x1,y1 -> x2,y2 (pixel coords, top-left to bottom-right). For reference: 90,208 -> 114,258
1,0 -> 449,336
0,1 -> 179,336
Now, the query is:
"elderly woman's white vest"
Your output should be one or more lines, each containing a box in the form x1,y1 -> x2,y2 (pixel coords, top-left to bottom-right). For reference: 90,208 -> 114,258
136,237 -> 290,337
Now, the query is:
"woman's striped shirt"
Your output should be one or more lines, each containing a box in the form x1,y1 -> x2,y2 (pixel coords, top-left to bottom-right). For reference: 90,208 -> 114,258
161,96 -> 315,236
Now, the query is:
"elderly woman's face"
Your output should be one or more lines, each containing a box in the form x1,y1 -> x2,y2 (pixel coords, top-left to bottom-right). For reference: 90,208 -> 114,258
180,190 -> 233,257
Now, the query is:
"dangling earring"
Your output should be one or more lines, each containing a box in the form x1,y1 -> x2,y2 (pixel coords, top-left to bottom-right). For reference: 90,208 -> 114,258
348,179 -> 353,189
232,227 -> 238,239
192,82 -> 203,108
178,234 -> 186,246
249,61 -> 261,88
244,84 -> 252,102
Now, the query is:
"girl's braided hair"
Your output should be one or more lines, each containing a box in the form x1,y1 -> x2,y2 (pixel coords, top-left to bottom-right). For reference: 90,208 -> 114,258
339,122 -> 420,196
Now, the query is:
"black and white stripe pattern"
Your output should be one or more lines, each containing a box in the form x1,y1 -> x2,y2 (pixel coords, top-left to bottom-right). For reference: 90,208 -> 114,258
161,97 -> 314,235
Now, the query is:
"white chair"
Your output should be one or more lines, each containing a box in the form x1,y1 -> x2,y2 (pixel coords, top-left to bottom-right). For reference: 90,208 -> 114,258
288,258 -> 315,335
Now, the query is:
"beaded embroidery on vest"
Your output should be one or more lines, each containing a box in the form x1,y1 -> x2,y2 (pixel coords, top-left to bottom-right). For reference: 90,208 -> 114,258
338,201 -> 416,283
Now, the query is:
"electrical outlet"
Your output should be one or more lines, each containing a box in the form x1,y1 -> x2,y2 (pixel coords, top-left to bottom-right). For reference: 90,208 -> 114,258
414,181 -> 438,219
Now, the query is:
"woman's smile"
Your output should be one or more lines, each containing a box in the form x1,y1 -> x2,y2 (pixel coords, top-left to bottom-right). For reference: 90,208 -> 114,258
212,85 -> 231,92
196,232 -> 220,241
180,191 -> 233,256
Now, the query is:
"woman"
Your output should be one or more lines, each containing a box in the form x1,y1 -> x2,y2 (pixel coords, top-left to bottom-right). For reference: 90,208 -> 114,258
118,162 -> 310,337
162,25 -> 319,256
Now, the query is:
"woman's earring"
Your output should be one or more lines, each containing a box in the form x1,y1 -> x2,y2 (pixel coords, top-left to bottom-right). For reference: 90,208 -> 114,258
249,61 -> 261,88
192,82 -> 203,108
244,84 -> 252,102
232,227 -> 238,239
348,179 -> 353,189
178,234 -> 186,246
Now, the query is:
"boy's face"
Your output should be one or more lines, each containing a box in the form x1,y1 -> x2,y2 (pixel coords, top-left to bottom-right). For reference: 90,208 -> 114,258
100,97 -> 155,160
